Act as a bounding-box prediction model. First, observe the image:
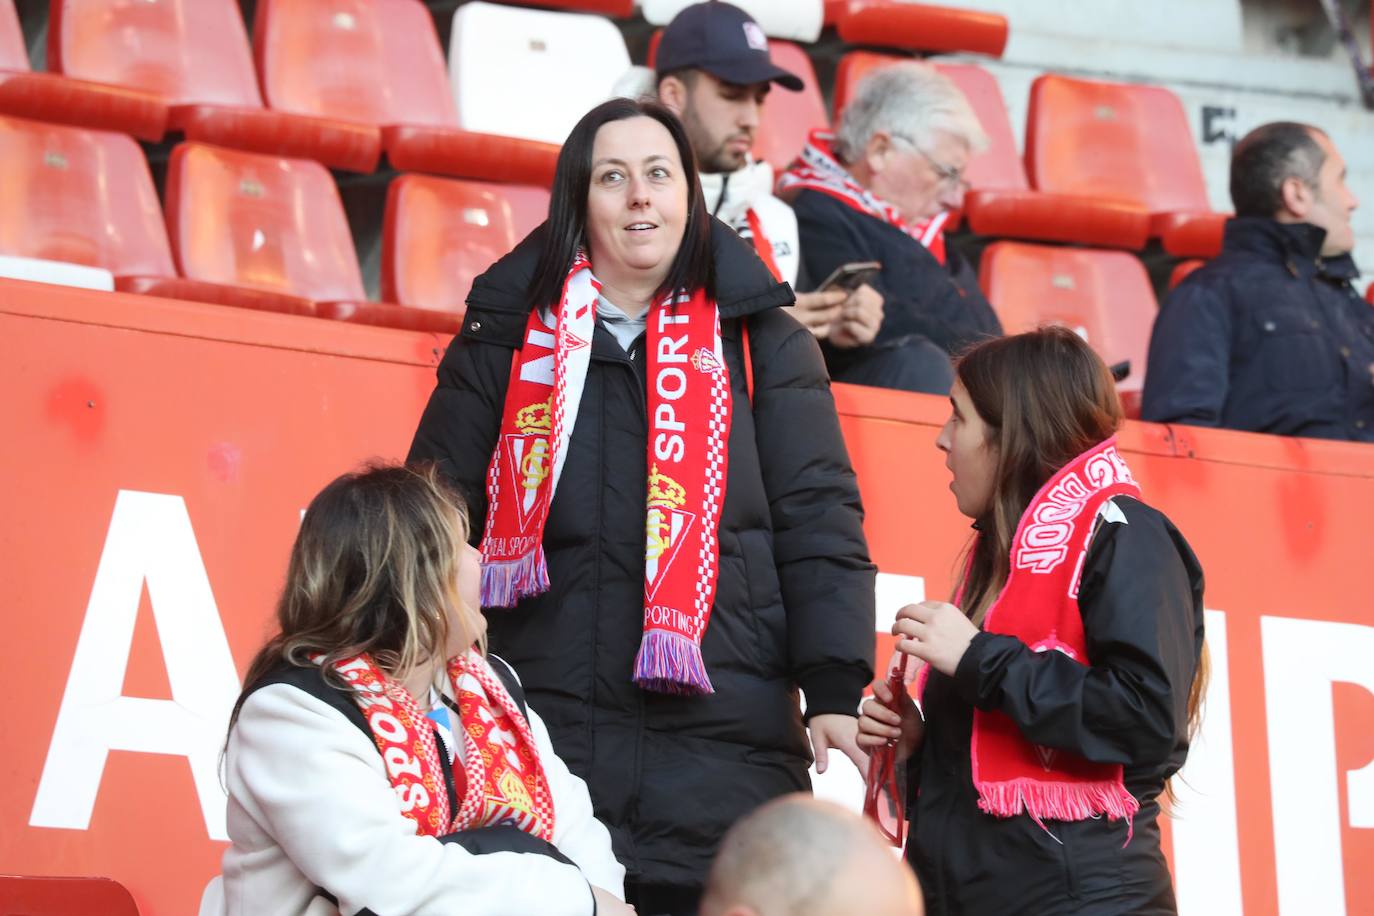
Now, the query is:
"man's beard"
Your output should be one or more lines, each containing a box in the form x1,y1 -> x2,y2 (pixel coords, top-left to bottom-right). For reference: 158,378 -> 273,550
699,140 -> 750,174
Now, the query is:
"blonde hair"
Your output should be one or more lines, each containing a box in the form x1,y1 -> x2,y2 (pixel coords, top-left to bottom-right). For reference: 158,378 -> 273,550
230,462 -> 482,731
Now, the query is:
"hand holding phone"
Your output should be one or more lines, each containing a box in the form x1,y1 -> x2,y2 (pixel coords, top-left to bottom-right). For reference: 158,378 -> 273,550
818,260 -> 882,293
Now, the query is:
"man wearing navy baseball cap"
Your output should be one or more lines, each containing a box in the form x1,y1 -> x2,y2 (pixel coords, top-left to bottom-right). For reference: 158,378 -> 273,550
654,2 -> 885,355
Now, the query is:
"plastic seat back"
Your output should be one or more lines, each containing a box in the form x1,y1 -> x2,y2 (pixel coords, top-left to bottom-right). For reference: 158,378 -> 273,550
449,2 -> 629,145
0,876 -> 140,915
979,242 -> 1156,395
642,0 -> 824,42
0,115 -> 173,275
383,173 -> 549,314
1025,74 -> 1208,213
49,0 -> 261,107
1,0 -> 29,69
166,142 -> 364,301
257,0 -> 456,128
754,41 -> 827,172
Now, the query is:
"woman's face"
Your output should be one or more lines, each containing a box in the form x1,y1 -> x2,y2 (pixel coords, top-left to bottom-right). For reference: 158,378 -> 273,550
584,116 -> 689,286
935,380 -> 999,520
444,539 -> 486,659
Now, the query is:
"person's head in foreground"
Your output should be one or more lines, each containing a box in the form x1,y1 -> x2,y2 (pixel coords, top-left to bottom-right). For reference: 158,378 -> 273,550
1230,121 -> 1359,258
937,325 -> 1122,617
530,96 -> 713,313
237,462 -> 484,698
699,795 -> 924,916
653,1 -> 803,174
832,62 -> 987,224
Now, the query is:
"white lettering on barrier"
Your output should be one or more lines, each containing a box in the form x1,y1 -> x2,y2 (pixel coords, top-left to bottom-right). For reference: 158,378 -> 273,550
29,491 -> 241,841
1171,609 -> 1244,916
1262,615 -> 1374,916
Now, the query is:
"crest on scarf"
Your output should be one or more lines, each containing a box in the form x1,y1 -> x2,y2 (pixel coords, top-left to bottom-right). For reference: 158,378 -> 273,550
691,347 -> 723,375
645,467 -> 696,600
503,401 -> 553,530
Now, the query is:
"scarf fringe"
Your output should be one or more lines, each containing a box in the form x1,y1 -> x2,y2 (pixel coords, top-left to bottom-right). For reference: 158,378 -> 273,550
632,630 -> 715,696
976,777 -> 1140,835
479,549 -> 548,609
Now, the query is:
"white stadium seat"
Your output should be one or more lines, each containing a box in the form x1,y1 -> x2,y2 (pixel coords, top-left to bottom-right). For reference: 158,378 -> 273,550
640,0 -> 823,42
449,1 -> 631,145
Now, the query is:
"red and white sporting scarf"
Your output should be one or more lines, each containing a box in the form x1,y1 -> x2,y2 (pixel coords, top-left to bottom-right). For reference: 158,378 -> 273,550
479,252 -> 731,695
326,650 -> 555,841
921,436 -> 1143,836
777,129 -> 948,265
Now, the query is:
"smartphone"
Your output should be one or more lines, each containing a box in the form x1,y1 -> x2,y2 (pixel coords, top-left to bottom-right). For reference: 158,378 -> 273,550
818,260 -> 882,293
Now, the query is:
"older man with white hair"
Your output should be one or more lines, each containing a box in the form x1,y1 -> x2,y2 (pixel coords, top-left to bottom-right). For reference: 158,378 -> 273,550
779,62 -> 1002,390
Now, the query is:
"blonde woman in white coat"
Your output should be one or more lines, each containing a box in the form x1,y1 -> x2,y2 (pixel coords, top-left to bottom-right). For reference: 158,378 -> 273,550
201,464 -> 630,916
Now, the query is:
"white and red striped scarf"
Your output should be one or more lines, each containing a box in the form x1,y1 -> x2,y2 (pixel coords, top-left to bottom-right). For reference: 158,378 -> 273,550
479,252 -> 731,695
325,650 -> 555,841
777,129 -> 948,265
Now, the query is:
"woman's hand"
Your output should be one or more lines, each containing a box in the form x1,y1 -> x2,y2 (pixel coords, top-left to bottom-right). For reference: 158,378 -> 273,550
807,713 -> 867,774
857,678 -> 925,765
593,886 -> 636,915
893,601 -> 978,677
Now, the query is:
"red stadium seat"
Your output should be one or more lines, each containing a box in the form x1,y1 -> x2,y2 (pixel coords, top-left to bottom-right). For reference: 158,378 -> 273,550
254,0 -> 558,184
1366,282 -> 1373,305
753,41 -> 828,172
48,0 -> 379,173
0,115 -> 174,277
979,241 -> 1157,415
141,142 -> 461,333
1162,211 -> 1229,258
1025,74 -> 1214,238
0,875 -> 140,915
1169,259 -> 1205,290
833,53 -> 1148,249
0,0 -> 167,141
382,174 -> 550,315
832,1 -> 1008,57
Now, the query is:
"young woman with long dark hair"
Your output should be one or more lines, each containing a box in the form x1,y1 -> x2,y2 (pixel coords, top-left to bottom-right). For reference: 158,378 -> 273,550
201,464 -> 629,916
858,327 -> 1207,915
409,98 -> 876,914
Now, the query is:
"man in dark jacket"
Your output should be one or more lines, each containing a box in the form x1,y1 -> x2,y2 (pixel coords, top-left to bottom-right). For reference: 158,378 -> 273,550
779,61 -> 1002,392
1143,121 -> 1373,441
409,219 -> 875,914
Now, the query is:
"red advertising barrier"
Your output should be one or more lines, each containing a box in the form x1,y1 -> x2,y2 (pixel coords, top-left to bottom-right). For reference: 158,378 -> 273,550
2,280 -> 1372,915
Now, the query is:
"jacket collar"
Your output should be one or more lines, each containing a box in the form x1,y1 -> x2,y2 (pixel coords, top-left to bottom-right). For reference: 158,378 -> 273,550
700,159 -> 776,226
1222,216 -> 1360,281
466,216 -> 794,319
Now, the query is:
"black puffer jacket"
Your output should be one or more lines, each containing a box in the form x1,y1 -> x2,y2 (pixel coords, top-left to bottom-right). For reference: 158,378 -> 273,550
409,219 -> 876,888
907,497 -> 1205,915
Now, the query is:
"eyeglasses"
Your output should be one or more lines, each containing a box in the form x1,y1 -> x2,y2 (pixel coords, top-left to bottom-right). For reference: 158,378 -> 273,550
889,132 -> 971,193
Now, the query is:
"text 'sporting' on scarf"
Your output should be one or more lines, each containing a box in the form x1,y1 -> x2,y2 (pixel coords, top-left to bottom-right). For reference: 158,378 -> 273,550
479,252 -> 732,695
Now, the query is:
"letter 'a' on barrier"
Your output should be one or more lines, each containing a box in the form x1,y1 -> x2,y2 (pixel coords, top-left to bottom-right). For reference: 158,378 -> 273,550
29,491 -> 241,841
1261,616 -> 1374,916
1169,609 -> 1243,916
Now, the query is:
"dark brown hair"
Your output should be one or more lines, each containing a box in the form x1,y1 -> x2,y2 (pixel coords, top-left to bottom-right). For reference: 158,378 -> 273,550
528,97 -> 714,308
953,327 -> 1207,743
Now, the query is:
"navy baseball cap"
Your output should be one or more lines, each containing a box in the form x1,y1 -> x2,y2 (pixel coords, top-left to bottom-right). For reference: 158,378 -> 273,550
655,2 -> 804,92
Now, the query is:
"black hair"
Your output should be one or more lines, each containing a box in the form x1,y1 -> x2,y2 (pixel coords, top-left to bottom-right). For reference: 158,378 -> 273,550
528,97 -> 714,309
656,67 -> 701,90
1229,122 -> 1327,218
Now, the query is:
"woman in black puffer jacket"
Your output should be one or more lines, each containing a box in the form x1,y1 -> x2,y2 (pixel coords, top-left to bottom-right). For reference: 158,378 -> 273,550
409,98 -> 875,915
